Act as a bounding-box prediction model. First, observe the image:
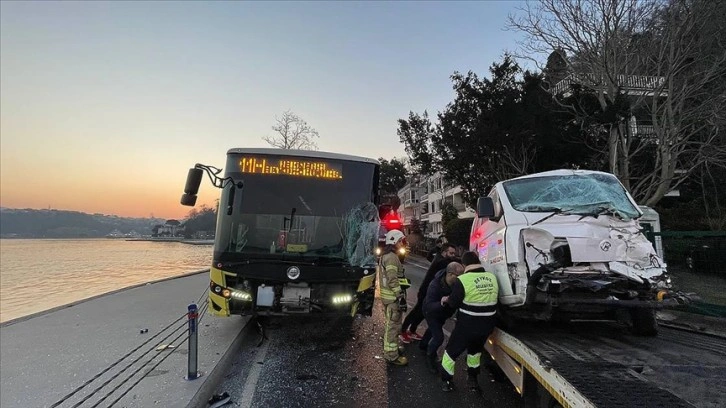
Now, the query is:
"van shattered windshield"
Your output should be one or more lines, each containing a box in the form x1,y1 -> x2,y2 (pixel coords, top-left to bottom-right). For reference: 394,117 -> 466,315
502,172 -> 641,220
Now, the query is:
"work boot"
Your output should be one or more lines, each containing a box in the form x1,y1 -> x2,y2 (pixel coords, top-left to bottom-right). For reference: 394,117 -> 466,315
425,353 -> 438,374
387,355 -> 408,366
418,340 -> 429,354
467,375 -> 481,393
441,379 -> 454,392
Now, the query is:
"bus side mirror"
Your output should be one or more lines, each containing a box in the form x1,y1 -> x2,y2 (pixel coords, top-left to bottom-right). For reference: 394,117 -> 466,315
181,194 -> 197,206
181,168 -> 203,206
477,197 -> 495,218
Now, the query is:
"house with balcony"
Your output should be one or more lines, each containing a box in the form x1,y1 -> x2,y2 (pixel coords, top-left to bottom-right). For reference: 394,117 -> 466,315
397,172 -> 476,239
547,48 -> 681,196
545,48 -> 667,142
396,175 -> 424,235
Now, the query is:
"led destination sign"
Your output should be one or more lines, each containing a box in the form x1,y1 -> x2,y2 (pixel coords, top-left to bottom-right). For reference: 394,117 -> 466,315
239,156 -> 343,179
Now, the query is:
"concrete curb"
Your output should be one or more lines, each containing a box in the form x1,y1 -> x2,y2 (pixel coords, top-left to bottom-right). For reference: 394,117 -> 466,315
187,316 -> 253,408
0,268 -> 210,327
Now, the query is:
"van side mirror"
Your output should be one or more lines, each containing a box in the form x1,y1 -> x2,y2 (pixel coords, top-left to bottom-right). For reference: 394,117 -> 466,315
476,197 -> 495,218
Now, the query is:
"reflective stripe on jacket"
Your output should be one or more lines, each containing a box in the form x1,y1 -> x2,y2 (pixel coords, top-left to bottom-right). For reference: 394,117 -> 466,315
378,252 -> 403,301
457,270 -> 498,317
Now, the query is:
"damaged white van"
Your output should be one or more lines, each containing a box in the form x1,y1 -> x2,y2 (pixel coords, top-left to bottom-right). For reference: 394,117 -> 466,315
470,169 -> 675,336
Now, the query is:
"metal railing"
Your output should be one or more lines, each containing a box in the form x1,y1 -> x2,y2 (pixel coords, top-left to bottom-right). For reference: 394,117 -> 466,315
551,73 -> 666,96
50,288 -> 210,407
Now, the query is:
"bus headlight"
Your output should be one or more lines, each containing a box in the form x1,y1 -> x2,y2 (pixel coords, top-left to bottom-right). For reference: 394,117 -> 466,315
230,290 -> 252,301
210,281 -> 252,301
398,247 -> 407,255
375,247 -> 382,256
332,294 -> 353,304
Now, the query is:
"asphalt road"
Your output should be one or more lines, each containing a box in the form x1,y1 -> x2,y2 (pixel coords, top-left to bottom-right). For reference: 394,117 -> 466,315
213,258 -> 522,408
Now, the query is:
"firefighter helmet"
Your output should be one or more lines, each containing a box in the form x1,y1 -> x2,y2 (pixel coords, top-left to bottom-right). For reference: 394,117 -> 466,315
385,230 -> 405,246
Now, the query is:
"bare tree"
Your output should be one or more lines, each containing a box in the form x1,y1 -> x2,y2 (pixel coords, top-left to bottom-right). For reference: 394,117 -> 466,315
510,0 -> 726,206
490,143 -> 539,183
262,110 -> 320,150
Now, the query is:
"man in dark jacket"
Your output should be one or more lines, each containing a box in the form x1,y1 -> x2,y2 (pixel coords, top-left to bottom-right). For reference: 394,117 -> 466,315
426,237 -> 446,262
400,243 -> 457,343
420,261 -> 464,372
440,251 -> 498,392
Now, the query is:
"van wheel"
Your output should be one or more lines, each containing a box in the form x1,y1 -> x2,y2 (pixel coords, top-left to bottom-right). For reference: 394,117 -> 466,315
630,308 -> 658,336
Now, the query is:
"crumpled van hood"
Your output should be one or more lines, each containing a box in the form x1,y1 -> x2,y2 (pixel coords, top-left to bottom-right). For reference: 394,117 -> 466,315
520,214 -> 667,284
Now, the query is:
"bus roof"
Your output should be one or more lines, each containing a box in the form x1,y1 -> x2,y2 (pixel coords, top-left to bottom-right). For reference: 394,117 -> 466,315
226,148 -> 380,165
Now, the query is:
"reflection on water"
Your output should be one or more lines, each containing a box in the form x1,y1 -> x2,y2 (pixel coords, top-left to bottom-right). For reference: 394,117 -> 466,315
0,239 -> 213,323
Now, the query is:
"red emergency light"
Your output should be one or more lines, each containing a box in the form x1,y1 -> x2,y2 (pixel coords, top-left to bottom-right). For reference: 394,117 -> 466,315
382,213 -> 403,231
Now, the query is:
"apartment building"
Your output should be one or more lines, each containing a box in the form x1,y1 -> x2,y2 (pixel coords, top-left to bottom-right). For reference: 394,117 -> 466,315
397,172 -> 476,239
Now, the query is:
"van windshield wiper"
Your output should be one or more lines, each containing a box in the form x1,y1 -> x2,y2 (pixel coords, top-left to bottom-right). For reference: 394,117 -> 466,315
532,208 -> 570,225
578,205 -> 617,221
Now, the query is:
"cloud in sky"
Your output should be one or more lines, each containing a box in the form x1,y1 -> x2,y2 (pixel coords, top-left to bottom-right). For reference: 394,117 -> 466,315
0,1 -> 526,219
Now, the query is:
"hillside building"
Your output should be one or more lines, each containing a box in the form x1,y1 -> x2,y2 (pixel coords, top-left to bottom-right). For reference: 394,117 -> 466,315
397,172 -> 475,239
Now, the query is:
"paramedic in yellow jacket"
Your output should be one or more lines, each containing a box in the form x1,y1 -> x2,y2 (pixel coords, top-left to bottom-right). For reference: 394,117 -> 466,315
378,230 -> 410,366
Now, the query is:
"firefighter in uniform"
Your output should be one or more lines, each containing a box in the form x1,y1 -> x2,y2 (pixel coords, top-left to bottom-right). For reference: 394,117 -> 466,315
440,251 -> 498,391
378,229 -> 410,366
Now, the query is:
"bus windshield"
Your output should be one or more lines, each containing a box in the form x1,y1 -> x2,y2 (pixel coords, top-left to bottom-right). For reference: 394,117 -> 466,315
214,153 -> 379,266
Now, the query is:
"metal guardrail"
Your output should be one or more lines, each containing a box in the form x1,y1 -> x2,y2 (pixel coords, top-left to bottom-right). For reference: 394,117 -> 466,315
49,288 -> 211,407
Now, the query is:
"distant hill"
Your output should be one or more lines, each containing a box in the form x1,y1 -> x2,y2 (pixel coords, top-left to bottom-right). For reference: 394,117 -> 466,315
0,208 -> 167,239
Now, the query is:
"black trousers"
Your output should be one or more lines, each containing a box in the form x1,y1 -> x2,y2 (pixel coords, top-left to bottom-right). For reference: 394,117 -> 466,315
440,314 -> 496,381
401,296 -> 425,333
421,312 -> 447,356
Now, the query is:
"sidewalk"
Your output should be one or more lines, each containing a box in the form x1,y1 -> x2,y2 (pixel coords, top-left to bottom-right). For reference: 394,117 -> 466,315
0,271 -> 249,408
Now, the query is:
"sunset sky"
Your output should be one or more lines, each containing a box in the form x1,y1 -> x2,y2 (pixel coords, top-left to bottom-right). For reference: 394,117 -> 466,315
1,1 -> 526,219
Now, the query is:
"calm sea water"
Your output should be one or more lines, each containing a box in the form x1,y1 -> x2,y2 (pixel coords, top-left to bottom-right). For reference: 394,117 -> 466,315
0,239 -> 213,323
